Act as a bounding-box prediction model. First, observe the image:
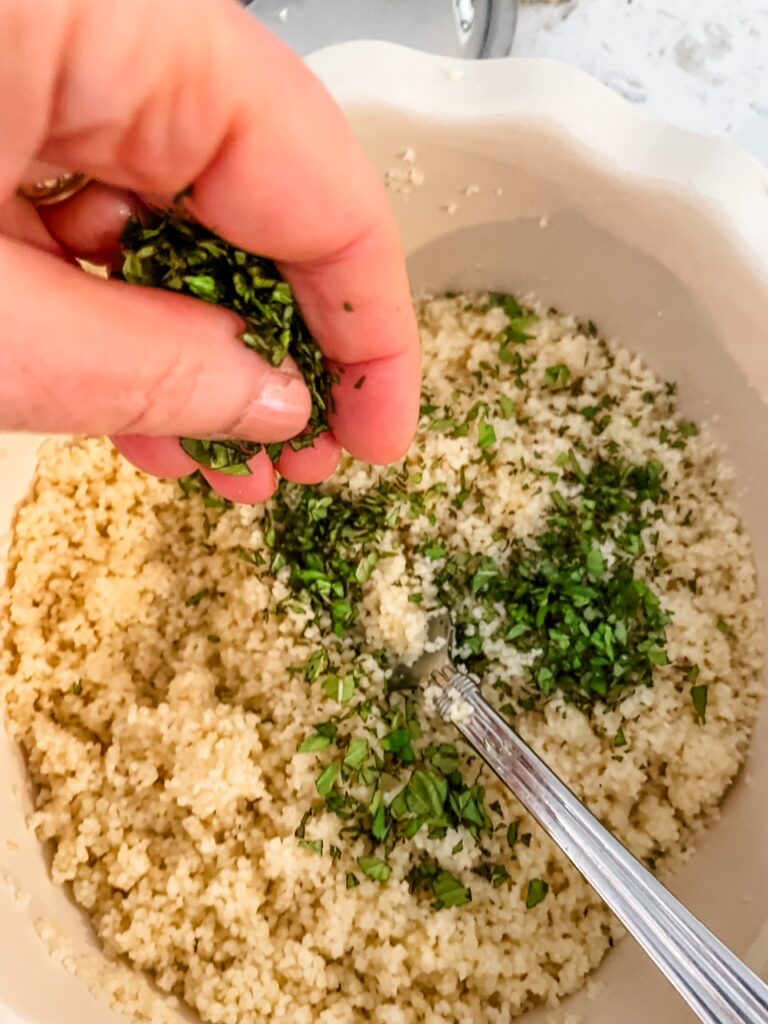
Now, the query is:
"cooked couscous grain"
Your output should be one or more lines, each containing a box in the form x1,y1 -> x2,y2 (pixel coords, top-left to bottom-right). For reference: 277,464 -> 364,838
1,294 -> 763,1024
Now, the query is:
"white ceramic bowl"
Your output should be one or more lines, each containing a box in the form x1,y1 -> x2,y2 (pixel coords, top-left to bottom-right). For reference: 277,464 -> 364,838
1,43 -> 767,1024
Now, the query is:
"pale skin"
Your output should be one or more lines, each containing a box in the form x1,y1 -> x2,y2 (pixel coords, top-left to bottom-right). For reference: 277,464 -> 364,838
0,0 -> 421,503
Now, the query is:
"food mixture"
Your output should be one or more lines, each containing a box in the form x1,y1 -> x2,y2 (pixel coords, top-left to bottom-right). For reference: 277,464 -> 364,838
1,293 -> 763,1024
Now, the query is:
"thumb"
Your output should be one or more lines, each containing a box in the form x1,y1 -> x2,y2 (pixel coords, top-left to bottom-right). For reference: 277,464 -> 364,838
0,236 -> 312,441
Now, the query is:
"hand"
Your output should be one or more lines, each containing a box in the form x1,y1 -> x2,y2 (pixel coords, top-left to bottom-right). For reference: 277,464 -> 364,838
0,0 -> 421,502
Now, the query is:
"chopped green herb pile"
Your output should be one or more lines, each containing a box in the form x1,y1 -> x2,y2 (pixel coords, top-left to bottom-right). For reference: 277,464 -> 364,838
120,214 -> 333,474
435,452 -> 671,710
264,478 -> 404,636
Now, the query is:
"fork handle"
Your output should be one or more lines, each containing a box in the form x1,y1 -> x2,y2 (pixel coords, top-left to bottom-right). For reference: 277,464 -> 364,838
434,670 -> 768,1024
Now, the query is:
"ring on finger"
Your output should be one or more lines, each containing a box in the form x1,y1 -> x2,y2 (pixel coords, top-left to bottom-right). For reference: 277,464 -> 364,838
18,172 -> 92,207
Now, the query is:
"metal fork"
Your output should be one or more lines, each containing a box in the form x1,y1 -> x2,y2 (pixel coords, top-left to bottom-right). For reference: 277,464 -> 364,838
399,611 -> 768,1024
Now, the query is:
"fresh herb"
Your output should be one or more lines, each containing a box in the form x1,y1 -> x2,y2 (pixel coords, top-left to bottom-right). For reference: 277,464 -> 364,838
71,680 -> 83,696
298,734 -> 333,753
304,648 -> 329,682
473,861 -> 511,888
316,762 -> 341,795
120,215 -> 333,473
357,856 -> 391,883
424,544 -> 447,561
298,839 -> 324,855
323,673 -> 357,704
185,588 -> 211,606
180,439 -> 255,476
260,479 -> 402,637
526,878 -> 549,908
294,810 -> 312,839
435,454 -> 671,708
408,861 -> 472,908
544,363 -> 570,389
432,870 -> 472,908
478,422 -> 497,449
354,375 -> 366,390
692,684 -> 709,723
489,292 -> 524,320
344,737 -> 370,769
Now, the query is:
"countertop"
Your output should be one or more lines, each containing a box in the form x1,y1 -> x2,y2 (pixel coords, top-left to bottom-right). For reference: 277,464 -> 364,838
513,0 -> 768,163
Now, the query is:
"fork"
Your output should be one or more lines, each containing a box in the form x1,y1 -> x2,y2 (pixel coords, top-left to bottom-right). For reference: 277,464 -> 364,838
398,611 -> 768,1024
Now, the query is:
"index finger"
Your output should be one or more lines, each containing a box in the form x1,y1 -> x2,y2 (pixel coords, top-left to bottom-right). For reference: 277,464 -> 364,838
11,0 -> 421,463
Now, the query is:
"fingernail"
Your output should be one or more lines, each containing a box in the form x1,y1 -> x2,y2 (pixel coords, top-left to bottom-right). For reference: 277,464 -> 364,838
235,369 -> 311,442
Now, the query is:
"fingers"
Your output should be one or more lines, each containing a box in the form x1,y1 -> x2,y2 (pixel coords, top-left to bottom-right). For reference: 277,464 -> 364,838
3,0 -> 420,472
111,434 -> 197,479
0,194 -> 65,256
201,451 -> 277,505
40,182 -> 140,263
327,349 -> 422,465
0,236 -> 311,440
276,432 -> 342,485
112,430 -> 341,500
278,227 -> 420,465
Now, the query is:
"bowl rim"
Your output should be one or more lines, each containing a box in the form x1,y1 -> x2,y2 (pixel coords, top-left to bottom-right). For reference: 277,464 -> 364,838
307,42 -> 768,282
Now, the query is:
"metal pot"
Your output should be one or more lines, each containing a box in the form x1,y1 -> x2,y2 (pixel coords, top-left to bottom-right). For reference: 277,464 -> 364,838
245,0 -> 518,58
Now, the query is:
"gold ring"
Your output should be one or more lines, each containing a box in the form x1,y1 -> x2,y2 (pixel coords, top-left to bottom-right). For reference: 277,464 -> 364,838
18,172 -> 91,207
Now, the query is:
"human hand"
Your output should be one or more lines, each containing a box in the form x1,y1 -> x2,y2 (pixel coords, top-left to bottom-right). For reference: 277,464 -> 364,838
0,0 -> 421,502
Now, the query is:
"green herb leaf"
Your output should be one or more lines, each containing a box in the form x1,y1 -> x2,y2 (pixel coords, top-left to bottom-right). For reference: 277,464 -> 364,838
430,417 -> 458,433
586,547 -> 605,580
298,734 -> 333,754
180,438 -> 254,476
406,770 -> 448,819
344,738 -> 370,769
424,545 -> 447,561
526,878 -> 549,908
323,674 -> 357,704
316,762 -> 341,796
489,292 -> 524,319
692,684 -> 709,723
544,363 -> 570,389
304,648 -> 329,682
298,839 -> 323,855
357,856 -> 391,883
355,551 -> 379,583
432,870 -> 472,909
478,422 -> 497,449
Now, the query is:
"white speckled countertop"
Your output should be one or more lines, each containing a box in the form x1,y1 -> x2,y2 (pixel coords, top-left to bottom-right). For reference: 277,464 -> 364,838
513,0 -> 768,162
